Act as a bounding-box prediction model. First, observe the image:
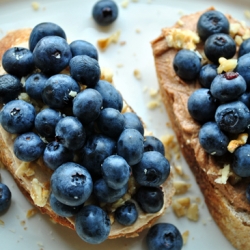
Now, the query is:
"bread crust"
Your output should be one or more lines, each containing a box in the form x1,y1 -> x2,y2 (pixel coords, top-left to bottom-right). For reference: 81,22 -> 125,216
0,29 -> 174,240
151,7 -> 250,250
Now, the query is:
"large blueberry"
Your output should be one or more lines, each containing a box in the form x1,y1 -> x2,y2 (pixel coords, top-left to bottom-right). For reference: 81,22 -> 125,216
42,74 -> 80,109
143,135 -> 165,155
210,72 -> 246,102
93,178 -> 127,203
49,192 -> 82,217
146,223 -> 183,250
115,201 -> 138,226
173,49 -> 201,81
236,53 -> 250,90
97,108 -> 125,138
0,183 -> 11,213
51,162 -> 93,206
204,33 -> 236,64
117,128 -> 144,166
198,63 -> 218,88
25,73 -> 48,100
75,205 -> 110,244
198,121 -> 229,156
43,141 -> 74,171
2,47 -> 34,77
232,144 -> 250,177
80,134 -> 116,179
101,155 -> 130,190
29,22 -> 66,52
92,0 -> 118,26
13,132 -> 45,162
94,80 -> 123,112
238,38 -> 250,58
187,88 -> 218,123
136,186 -> 164,213
123,112 -> 144,135
35,108 -> 62,138
69,55 -> 100,87
0,74 -> 22,104
55,116 -> 86,151
0,100 -> 36,134
73,89 -> 103,125
197,10 -> 229,41
215,101 -> 250,134
70,40 -> 98,60
133,151 -> 170,187
33,36 -> 72,75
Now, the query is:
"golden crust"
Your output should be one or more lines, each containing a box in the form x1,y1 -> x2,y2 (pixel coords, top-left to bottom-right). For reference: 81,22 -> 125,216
0,29 -> 174,240
151,7 -> 250,250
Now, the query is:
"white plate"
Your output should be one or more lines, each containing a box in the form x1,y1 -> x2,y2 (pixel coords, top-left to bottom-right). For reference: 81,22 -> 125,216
0,0 -> 248,249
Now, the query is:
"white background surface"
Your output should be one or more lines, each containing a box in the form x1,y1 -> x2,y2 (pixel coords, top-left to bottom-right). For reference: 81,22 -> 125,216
0,0 -> 249,249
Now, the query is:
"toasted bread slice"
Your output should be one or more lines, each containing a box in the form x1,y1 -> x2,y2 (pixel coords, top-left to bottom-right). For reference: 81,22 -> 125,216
152,7 -> 250,250
0,29 -> 174,240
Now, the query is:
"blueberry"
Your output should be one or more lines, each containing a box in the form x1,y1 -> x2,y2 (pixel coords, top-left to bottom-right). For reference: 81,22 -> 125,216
73,89 -> 103,125
173,49 -> 201,81
237,91 -> 250,109
94,80 -> 123,112
143,135 -> 165,155
2,47 -> 34,77
0,183 -> 11,213
0,74 -> 22,104
25,73 -> 48,100
238,38 -> 250,58
232,144 -> 250,177
197,10 -> 229,41
93,178 -> 127,203
92,0 -> 118,26
187,88 -> 218,123
33,36 -> 72,75
123,112 -> 144,135
29,22 -> 66,52
69,55 -> 100,87
246,184 -> 250,203
97,108 -> 125,138
115,201 -> 138,226
198,63 -> 218,88
42,74 -> 80,109
210,72 -> 247,102
0,100 -> 36,134
43,141 -> 74,170
146,223 -> 183,250
235,53 -> 250,90
117,128 -> 144,166
75,205 -> 110,244
215,101 -> 250,134
133,151 -> 170,187
198,121 -> 229,156
55,116 -> 86,151
101,155 -> 130,190
51,162 -> 93,206
80,134 -> 116,179
70,40 -> 98,60
35,108 -> 62,138
49,192 -> 82,217
13,132 -> 45,162
136,186 -> 163,213
204,33 -> 236,64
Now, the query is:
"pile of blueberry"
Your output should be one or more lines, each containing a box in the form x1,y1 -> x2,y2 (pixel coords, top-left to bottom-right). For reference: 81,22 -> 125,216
173,10 -> 250,195
0,19 -> 173,244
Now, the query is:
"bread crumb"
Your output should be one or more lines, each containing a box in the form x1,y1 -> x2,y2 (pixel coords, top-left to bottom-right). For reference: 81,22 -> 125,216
217,57 -> 237,74
174,181 -> 191,195
172,197 -> 190,217
117,64 -> 124,68
147,100 -> 160,109
135,28 -> 141,33
31,2 -> 40,11
121,0 -> 129,8
160,134 -> 180,161
214,164 -> 230,184
97,30 -> 121,50
0,219 -> 4,225
149,88 -> 158,97
133,69 -> 141,80
177,19 -> 184,27
182,230 -> 189,245
187,203 -> 199,221
20,220 -> 26,226
26,208 -> 38,218
120,41 -> 126,46
100,67 -> 113,83
227,133 -> 248,153
178,10 -> 185,16
244,10 -> 250,19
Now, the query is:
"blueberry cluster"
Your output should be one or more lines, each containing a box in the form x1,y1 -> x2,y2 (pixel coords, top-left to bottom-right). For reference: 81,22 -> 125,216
173,10 -> 250,203
0,22 -> 170,244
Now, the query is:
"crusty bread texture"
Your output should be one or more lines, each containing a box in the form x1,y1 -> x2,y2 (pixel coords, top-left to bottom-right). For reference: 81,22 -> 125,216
151,7 -> 250,250
0,29 -> 175,240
